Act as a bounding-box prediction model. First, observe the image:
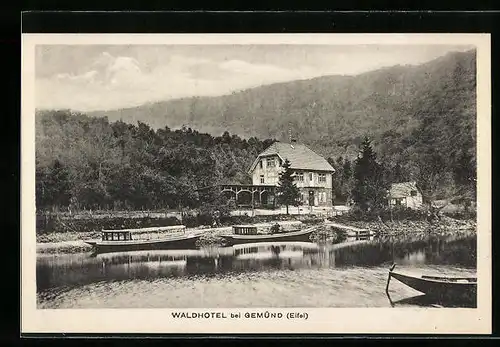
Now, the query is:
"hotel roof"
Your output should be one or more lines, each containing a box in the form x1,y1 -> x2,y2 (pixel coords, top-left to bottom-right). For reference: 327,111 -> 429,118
250,142 -> 335,172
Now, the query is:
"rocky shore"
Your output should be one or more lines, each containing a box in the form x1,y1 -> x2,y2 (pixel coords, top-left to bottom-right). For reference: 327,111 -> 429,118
36,216 -> 476,255
36,226 -> 233,254
344,216 -> 477,239
36,240 -> 95,255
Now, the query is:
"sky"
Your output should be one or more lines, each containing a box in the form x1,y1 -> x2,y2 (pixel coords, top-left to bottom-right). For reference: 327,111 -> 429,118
35,44 -> 474,111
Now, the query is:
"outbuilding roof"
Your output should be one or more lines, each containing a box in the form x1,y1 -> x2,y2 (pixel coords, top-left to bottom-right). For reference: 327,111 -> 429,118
389,181 -> 420,198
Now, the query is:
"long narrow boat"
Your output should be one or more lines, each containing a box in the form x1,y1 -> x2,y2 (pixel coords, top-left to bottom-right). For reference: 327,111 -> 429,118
386,264 -> 477,303
220,225 -> 319,246
85,226 -> 202,254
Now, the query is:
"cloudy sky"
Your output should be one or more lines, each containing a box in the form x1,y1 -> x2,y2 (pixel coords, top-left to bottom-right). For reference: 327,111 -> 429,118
35,44 -> 473,111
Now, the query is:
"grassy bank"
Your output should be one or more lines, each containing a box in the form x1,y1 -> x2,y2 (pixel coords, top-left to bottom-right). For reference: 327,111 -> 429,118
37,210 -> 324,235
36,209 -> 476,255
37,240 -> 95,255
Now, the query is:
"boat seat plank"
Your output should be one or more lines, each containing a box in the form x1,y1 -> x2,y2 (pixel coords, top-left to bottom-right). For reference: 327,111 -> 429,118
421,275 -> 476,282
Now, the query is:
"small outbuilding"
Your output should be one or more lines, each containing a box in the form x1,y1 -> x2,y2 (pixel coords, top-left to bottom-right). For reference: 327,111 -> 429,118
388,181 -> 423,209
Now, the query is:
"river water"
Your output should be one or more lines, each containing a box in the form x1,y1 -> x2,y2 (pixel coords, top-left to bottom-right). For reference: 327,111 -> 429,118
37,235 -> 476,309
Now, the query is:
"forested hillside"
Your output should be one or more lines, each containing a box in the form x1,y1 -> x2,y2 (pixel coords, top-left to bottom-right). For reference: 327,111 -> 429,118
36,49 -> 477,211
35,110 -> 275,211
86,50 -> 476,161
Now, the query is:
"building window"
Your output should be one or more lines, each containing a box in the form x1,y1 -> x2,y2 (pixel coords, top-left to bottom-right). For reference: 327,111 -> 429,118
259,160 -> 263,169
394,198 -> 403,206
318,173 -> 326,182
267,158 -> 275,168
309,173 -> 313,181
260,175 -> 264,184
295,172 -> 304,182
410,190 -> 417,197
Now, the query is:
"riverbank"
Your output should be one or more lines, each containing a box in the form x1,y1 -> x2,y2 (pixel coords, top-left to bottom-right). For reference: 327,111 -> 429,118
36,215 -> 476,255
341,216 -> 476,239
37,240 -> 95,255
36,226 -> 236,254
36,209 -> 326,234
36,222 -> 306,254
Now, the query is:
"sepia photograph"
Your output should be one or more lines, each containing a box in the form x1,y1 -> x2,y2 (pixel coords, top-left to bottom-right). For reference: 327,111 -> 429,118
21,33 -> 491,334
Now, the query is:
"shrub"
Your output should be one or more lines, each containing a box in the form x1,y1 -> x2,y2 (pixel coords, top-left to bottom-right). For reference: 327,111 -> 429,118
309,226 -> 348,244
182,214 -> 199,228
195,233 -> 227,248
332,229 -> 348,243
36,212 -> 182,234
270,223 -> 281,234
443,209 -> 477,220
332,206 -> 428,222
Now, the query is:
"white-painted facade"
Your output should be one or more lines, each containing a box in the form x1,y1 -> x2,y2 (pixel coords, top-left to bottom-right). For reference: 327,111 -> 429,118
251,153 -> 334,207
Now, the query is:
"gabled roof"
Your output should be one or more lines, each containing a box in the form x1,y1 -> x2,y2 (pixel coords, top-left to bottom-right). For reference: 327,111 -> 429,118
249,142 -> 335,172
389,181 -> 420,198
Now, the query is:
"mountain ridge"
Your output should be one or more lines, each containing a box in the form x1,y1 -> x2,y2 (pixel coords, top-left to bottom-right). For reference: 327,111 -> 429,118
39,49 -> 476,162
35,49 -> 477,210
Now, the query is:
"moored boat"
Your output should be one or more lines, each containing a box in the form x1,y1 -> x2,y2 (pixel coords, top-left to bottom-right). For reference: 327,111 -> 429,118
385,264 -> 477,304
85,225 -> 203,254
324,221 -> 375,240
220,224 -> 320,246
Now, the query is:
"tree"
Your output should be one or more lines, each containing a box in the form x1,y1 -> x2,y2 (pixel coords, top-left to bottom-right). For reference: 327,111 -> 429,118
338,158 -> 355,205
35,110 -> 277,213
389,162 -> 406,184
330,156 -> 353,205
198,186 -> 236,225
416,152 -> 462,219
351,137 -> 389,213
342,158 -> 352,182
276,159 -> 301,214
36,159 -> 72,211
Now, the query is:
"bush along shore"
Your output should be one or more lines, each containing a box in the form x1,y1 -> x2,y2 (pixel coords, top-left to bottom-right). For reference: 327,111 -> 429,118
36,210 -> 324,235
333,216 -> 477,239
36,210 -> 476,255
36,212 -> 325,254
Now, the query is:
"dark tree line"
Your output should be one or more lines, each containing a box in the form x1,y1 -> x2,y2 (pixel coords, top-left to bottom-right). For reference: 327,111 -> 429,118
36,110 -> 275,212
37,109 -> 476,217
329,135 -> 476,215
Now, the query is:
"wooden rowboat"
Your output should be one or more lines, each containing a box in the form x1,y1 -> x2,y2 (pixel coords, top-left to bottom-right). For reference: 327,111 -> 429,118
385,264 -> 477,304
324,221 -> 375,240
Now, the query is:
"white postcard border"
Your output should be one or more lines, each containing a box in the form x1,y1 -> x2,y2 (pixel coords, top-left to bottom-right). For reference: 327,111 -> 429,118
21,33 -> 492,334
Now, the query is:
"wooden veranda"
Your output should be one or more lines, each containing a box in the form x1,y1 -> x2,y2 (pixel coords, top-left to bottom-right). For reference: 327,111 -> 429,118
199,184 -> 278,208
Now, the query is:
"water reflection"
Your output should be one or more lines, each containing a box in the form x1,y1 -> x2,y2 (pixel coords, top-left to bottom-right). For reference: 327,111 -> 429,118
37,235 -> 478,308
387,293 -> 477,308
37,236 -> 476,294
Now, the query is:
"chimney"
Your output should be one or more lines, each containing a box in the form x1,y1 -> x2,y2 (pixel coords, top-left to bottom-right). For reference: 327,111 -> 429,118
288,126 -> 297,147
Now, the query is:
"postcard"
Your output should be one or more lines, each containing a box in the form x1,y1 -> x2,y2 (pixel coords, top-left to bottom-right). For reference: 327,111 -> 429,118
21,33 -> 491,334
